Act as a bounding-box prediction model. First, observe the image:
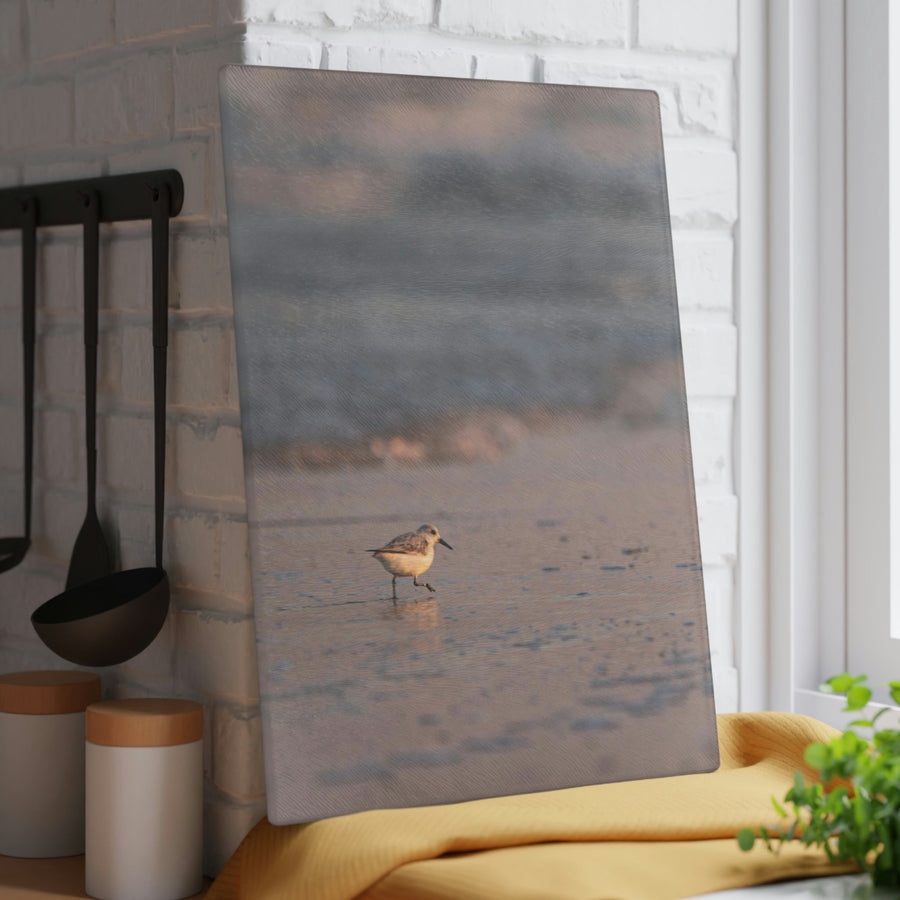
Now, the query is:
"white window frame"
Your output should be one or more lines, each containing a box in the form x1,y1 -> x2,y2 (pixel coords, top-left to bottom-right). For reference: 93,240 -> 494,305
739,0 -> 900,723
844,2 -> 900,697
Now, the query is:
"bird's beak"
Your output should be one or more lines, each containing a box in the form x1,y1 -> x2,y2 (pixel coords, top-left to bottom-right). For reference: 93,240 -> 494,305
439,538 -> 453,550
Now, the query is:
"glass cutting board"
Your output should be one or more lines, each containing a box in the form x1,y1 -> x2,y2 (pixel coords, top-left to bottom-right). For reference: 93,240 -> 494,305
220,66 -> 719,824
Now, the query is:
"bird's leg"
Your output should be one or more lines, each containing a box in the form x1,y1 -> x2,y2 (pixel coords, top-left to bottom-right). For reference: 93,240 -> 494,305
413,576 -> 436,593
391,576 -> 398,603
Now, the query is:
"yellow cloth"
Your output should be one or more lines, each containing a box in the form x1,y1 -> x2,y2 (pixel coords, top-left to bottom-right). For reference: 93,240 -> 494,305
208,713 -> 859,900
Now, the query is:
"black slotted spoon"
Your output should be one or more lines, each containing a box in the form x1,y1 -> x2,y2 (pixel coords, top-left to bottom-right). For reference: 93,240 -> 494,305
0,197 -> 36,574
65,189 -> 112,589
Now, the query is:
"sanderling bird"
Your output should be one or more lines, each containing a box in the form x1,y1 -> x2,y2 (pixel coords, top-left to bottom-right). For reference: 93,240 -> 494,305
368,524 -> 452,602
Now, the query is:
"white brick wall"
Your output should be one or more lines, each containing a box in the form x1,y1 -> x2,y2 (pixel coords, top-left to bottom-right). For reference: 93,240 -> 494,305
0,0 -> 741,874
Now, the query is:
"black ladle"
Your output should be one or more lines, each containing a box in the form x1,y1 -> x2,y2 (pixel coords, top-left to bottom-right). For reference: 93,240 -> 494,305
0,198 -> 36,574
65,189 -> 112,589
32,183 -> 171,667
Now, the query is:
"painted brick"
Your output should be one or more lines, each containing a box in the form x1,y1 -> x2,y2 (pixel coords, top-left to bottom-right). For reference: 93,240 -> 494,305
175,608 -> 256,695
112,613 -> 178,680
679,69 -> 732,136
98,326 -> 123,397
0,244 -> 21,309
672,231 -> 733,312
118,506 -> 182,568
103,236 -> 151,312
217,0 -> 246,27
0,325 -> 21,401
21,571 -> 68,634
244,0 -> 432,28
175,422 -> 245,500
682,322 -> 736,399
343,45 -> 471,78
1,80 -> 73,150
167,511 -> 220,591
175,40 -> 243,131
0,401 -> 22,470
702,563 -> 734,668
40,326 -> 80,397
116,502 -> 155,570
208,129 -> 229,223
75,52 -> 172,147
242,33 -> 320,69
697,495 -> 737,565
102,414 -> 154,492
542,57 -> 680,134
212,702 -> 265,798
0,567 -> 27,632
35,487 -> 84,565
219,518 -> 251,603
439,0 -> 626,44
638,0 -> 738,56
0,354 -> 18,406
541,55 -> 731,139
687,400 -> 733,491
0,164 -> 19,187
172,326 -> 228,408
224,330 -> 240,412
121,326 -> 153,403
116,0 -> 213,42
203,799 -> 266,878
108,135 -> 210,219
665,143 -> 737,227
38,240 -> 78,311
712,665 -> 738,714
28,0 -> 113,62
22,158 -> 105,185
0,482 -> 19,549
473,51 -> 532,82
37,408 -> 78,483
171,585 -> 223,615
0,641 -> 62,675
172,234 -> 232,311
0,1 -> 25,73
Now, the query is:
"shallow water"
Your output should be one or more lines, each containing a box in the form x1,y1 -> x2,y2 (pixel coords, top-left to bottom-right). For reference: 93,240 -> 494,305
248,419 -> 718,822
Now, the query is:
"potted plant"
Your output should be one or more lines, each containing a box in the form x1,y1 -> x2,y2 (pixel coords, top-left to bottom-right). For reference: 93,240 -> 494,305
737,674 -> 900,887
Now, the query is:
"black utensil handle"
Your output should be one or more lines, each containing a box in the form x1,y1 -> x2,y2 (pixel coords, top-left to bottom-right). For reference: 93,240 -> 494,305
82,189 -> 100,513
21,197 -> 36,540
150,183 -> 170,569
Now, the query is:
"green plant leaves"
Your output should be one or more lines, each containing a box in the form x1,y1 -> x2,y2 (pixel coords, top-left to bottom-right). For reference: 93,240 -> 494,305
889,681 -> 900,706
846,684 -> 872,710
804,742 -> 829,770
736,827 -> 757,852
738,671 -> 900,883
823,673 -> 864,694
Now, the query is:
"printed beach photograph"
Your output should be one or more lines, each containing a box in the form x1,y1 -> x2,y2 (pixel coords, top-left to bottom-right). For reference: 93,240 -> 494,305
220,67 -> 719,824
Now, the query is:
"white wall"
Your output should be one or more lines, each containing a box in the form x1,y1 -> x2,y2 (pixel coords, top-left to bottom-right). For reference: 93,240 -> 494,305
0,0 -> 739,874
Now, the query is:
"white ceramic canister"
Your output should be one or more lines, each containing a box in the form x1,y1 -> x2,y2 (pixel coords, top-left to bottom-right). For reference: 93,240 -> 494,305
85,698 -> 204,900
0,669 -> 102,857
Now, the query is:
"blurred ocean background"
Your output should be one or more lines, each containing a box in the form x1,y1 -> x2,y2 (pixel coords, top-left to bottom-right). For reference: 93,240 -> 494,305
220,67 -> 718,823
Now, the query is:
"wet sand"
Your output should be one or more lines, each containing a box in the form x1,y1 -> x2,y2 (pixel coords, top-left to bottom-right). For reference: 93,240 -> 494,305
247,418 -> 719,823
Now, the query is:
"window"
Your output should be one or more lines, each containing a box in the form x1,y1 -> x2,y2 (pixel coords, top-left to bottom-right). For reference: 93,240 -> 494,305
737,0 -> 900,722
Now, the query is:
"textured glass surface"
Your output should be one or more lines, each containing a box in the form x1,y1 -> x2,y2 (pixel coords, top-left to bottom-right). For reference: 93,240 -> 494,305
220,66 -> 718,824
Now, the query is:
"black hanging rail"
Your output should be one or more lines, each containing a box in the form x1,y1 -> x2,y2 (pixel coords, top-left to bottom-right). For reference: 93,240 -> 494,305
0,169 -> 181,668
0,169 -> 184,229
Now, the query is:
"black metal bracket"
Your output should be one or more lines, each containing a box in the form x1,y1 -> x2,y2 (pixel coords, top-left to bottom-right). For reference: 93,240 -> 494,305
0,169 -> 181,582
0,169 -> 184,229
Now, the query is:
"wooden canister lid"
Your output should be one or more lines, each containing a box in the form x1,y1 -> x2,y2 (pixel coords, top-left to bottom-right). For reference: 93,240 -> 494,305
86,698 -> 203,747
0,670 -> 102,715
